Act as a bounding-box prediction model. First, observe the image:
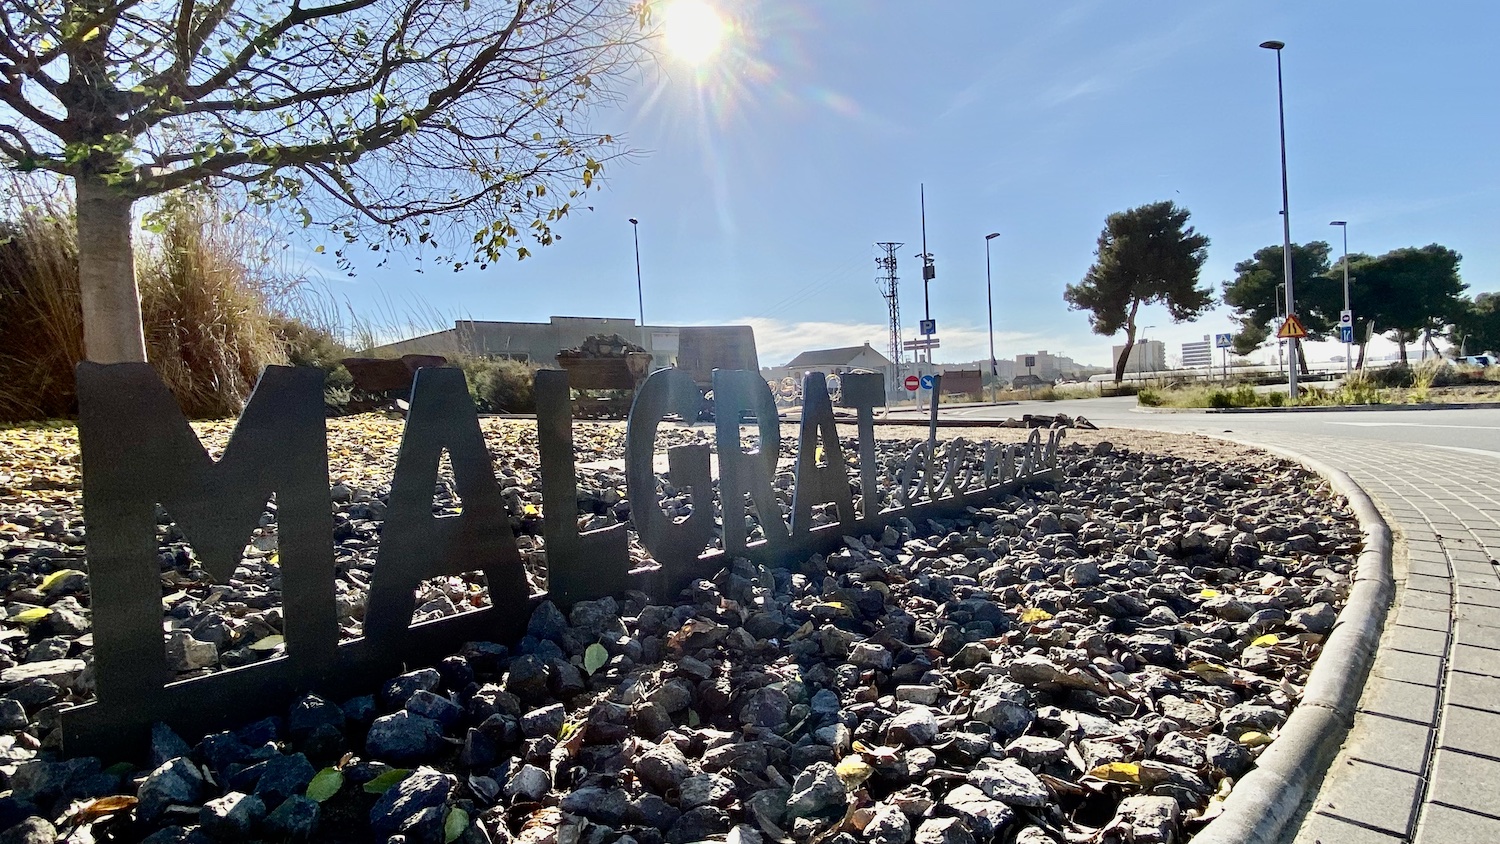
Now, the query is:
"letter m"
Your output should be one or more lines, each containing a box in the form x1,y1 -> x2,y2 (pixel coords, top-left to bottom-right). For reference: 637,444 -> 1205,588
71,363 -> 334,753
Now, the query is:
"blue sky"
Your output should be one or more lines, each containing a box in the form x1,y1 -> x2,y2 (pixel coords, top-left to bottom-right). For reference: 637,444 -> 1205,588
308,0 -> 1500,368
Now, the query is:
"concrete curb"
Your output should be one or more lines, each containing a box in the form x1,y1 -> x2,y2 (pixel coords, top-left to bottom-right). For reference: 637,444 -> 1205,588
1128,401 -> 1494,416
1190,444 -> 1394,844
1206,401 -> 1496,414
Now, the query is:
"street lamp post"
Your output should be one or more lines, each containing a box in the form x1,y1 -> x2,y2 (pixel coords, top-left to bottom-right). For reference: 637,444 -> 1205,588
1261,39 -> 1297,399
984,232 -> 1000,403
917,185 -> 936,367
1330,220 -> 1351,376
628,218 -> 645,350
1276,282 -> 1287,376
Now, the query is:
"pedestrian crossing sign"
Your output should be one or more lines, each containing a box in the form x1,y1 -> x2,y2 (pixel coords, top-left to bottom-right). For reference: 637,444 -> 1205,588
1276,314 -> 1308,340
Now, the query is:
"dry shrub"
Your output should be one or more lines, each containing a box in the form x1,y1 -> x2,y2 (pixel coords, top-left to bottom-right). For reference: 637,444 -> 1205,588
0,180 -> 286,421
138,200 -> 286,417
0,185 -> 86,421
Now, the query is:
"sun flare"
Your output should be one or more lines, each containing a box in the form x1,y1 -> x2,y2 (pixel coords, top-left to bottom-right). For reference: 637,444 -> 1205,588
663,0 -> 727,65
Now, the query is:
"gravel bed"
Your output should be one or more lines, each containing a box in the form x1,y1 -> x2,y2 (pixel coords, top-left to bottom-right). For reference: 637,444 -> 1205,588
0,418 -> 1359,843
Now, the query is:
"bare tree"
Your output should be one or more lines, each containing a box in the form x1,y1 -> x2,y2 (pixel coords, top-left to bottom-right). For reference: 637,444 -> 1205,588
0,0 -> 648,362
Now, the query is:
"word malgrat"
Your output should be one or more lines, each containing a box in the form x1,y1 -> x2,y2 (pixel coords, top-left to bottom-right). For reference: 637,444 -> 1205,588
63,363 -> 1062,760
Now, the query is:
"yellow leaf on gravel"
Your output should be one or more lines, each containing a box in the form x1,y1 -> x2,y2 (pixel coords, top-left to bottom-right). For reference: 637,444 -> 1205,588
836,756 -> 873,788
39,568 -> 84,592
1250,634 -> 1280,648
1238,731 -> 1273,747
1086,762 -> 1144,784
1199,588 -> 1220,599
1019,607 -> 1053,624
9,607 -> 51,625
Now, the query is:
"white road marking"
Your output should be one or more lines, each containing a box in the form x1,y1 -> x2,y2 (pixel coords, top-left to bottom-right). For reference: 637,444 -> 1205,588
1418,444 -> 1500,460
1326,421 -> 1500,431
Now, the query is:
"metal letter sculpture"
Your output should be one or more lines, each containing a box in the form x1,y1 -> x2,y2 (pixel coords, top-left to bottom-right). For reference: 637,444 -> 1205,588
64,362 -> 1062,759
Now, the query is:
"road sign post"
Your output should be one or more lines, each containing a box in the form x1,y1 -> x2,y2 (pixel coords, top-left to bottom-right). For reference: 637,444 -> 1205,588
1339,310 -> 1354,376
1214,334 -> 1232,383
927,372 -> 941,469
1277,317 -> 1307,398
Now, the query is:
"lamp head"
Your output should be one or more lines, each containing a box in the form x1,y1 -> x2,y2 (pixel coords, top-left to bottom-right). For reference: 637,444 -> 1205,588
985,232 -> 1000,240
1329,220 -> 1346,226
628,218 -> 638,225
1259,40 -> 1285,50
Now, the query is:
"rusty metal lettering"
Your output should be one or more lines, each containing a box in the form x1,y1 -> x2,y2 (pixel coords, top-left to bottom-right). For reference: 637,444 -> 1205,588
363,367 -> 531,672
624,368 -> 715,596
790,371 -> 856,537
67,363 -> 335,759
712,369 -> 788,555
837,372 -> 885,517
535,370 -> 632,607
63,361 -> 1065,761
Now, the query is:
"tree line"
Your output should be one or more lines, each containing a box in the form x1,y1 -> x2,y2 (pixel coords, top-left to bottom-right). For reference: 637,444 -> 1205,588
1065,201 -> 1487,382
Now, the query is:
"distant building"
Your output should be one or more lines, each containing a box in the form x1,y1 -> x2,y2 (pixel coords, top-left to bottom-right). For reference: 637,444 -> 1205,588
762,342 -> 897,403
947,358 -> 1017,381
1110,339 -> 1166,374
369,316 -> 756,371
1182,338 -> 1212,368
1012,350 -> 1084,382
782,343 -> 893,372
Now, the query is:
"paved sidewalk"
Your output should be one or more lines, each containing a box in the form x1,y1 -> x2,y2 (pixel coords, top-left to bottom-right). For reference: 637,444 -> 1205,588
1213,432 -> 1500,843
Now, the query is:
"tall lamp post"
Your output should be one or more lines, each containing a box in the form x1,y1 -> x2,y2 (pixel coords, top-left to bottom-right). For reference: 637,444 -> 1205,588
984,232 -> 1000,403
1330,220 -> 1351,376
628,218 -> 645,349
1276,281 -> 1287,376
1261,39 -> 1297,398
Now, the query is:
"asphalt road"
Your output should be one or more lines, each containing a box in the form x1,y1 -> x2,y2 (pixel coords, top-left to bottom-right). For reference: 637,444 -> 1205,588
919,396 -> 1500,458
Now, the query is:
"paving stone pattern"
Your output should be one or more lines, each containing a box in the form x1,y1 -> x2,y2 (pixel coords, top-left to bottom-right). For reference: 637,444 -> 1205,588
1214,434 -> 1500,844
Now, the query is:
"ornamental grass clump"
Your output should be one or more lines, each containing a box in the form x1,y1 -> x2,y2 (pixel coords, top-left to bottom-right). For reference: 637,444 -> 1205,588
0,180 -> 287,421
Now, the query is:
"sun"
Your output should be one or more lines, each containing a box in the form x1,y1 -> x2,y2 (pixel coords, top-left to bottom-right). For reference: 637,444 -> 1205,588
663,0 -> 728,65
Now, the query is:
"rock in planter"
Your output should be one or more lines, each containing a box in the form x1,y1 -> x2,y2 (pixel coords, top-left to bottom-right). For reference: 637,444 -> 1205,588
1108,795 -> 1179,843
137,757 -> 207,822
915,817 -> 975,844
967,759 -> 1048,808
886,706 -> 939,747
864,804 -> 912,844
786,761 -> 846,818
365,711 -> 445,763
369,767 -> 451,838
199,791 -> 267,839
637,742 -> 692,794
264,795 -> 321,841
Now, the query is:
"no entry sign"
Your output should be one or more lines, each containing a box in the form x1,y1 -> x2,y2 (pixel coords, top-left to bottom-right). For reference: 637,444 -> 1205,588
904,375 -> 920,391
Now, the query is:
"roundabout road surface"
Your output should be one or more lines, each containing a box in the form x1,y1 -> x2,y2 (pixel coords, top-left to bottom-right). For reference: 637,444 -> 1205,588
916,396 -> 1500,843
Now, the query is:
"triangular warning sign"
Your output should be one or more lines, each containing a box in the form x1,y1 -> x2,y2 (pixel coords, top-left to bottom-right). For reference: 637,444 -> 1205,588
1277,314 -> 1308,340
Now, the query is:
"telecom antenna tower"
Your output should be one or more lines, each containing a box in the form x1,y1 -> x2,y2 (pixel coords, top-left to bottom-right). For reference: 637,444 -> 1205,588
875,242 -> 904,367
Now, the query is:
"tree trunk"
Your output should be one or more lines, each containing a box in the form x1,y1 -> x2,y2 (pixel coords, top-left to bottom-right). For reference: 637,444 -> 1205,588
1356,341 -> 1368,370
1423,330 -> 1443,361
76,178 -> 147,363
1112,301 -> 1140,384
1397,338 -> 1408,364
1294,339 -> 1309,375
